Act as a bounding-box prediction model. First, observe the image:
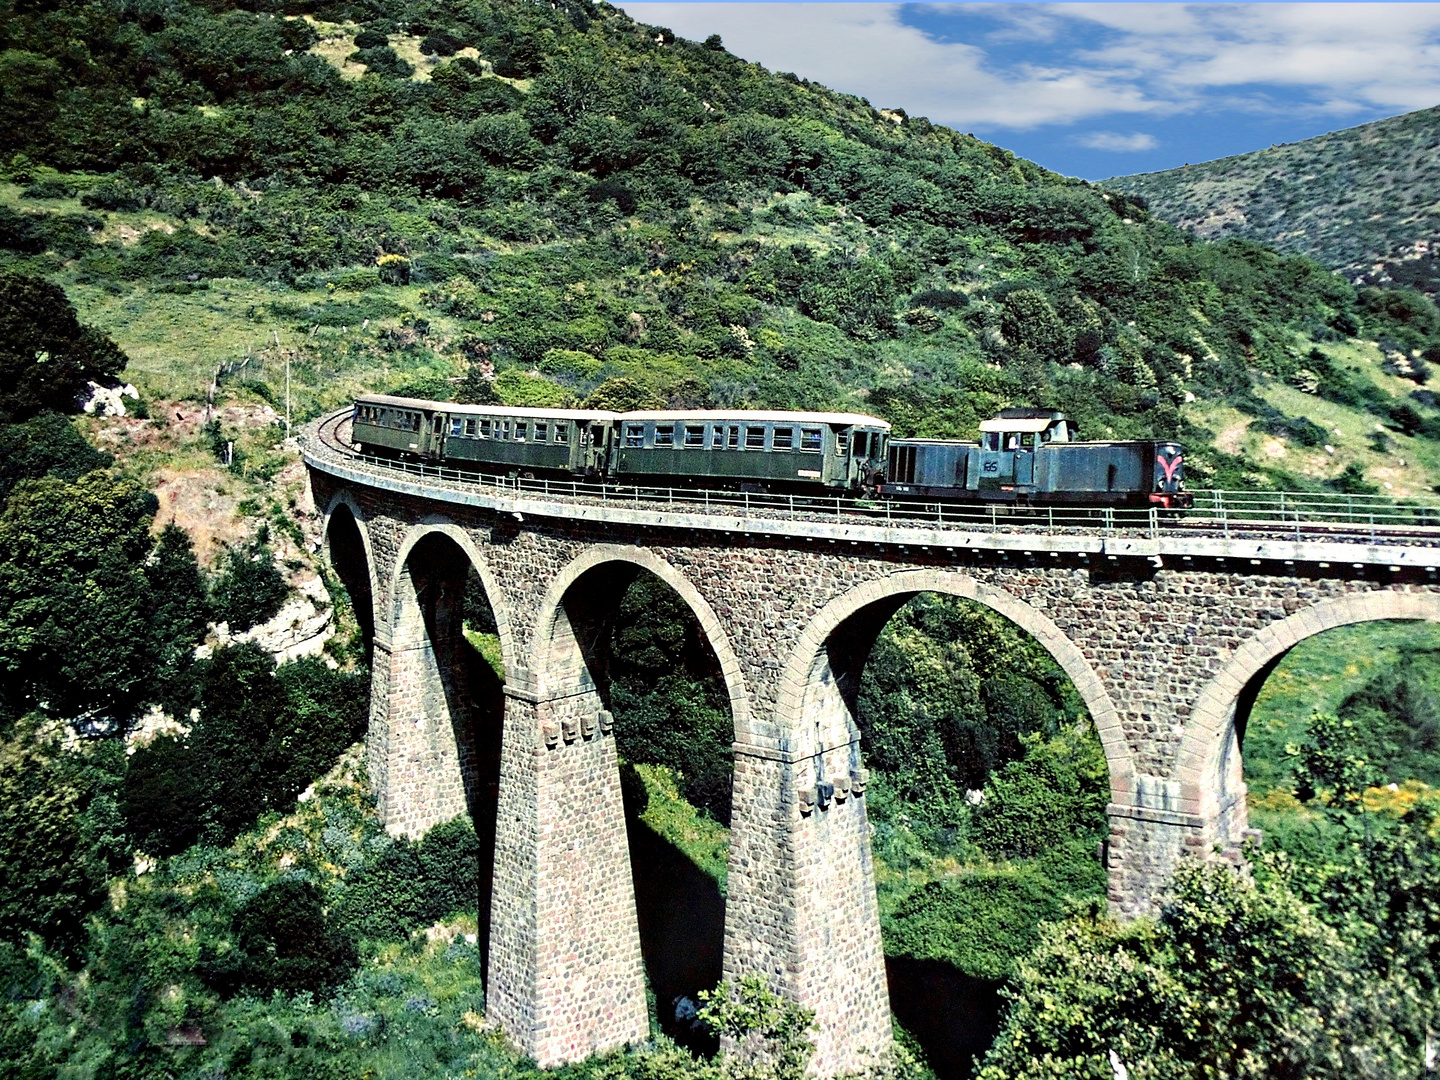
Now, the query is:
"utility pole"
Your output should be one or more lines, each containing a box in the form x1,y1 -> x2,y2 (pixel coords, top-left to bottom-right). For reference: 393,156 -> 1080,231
275,329 -> 290,437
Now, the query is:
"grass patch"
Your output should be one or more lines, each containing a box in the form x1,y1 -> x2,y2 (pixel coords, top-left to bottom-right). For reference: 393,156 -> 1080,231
630,763 -> 730,891
1245,619 -> 1440,797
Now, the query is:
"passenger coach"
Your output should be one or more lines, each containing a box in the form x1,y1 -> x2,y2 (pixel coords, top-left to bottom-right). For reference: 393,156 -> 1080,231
612,410 -> 890,491
351,394 -> 619,477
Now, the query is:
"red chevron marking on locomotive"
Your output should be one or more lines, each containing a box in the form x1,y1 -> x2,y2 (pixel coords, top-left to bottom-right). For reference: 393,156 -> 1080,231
1156,453 -> 1183,482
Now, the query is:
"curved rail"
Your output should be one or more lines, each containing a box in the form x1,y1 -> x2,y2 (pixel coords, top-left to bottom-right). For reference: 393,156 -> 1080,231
306,409 -> 1440,548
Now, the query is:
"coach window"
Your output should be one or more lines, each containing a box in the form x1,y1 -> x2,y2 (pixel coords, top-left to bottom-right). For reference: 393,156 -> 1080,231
745,426 -> 766,450
450,417 -> 464,437
727,426 -> 740,449
711,426 -> 725,449
535,422 -> 548,442
555,423 -> 568,443
625,424 -> 645,447
655,424 -> 675,447
854,432 -> 868,457
502,421 -> 512,440
773,427 -> 794,451
479,419 -> 491,438
684,425 -> 706,448
800,428 -> 822,452
413,415 -> 423,432
515,422 -> 528,441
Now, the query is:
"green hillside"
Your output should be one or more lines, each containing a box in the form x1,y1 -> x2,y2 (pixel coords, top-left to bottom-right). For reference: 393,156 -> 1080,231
2,0 -> 1440,498
1106,105 -> 1440,299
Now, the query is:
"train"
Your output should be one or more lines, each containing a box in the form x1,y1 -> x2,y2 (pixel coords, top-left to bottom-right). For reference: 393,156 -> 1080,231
349,394 -> 1190,509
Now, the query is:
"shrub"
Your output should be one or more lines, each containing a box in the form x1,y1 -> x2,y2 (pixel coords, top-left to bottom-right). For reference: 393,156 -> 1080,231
123,645 -> 368,854
972,729 -> 1108,860
210,528 -> 289,632
203,878 -> 358,996
330,816 -> 481,940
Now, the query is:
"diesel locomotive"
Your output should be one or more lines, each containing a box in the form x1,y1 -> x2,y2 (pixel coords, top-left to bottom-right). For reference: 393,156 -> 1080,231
348,394 -> 1188,508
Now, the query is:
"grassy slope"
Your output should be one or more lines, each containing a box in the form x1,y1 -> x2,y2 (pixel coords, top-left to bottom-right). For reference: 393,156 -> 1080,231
1105,105 -> 1440,291
1185,336 -> 1440,497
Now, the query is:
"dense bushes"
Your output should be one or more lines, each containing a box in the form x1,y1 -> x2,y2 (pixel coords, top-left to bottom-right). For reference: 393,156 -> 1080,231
0,270 -> 127,422
329,816 -> 481,940
0,472 -> 209,728
209,527 -> 291,631
857,594 -> 1087,814
608,573 -> 734,823
204,877 -> 359,996
124,644 -> 369,855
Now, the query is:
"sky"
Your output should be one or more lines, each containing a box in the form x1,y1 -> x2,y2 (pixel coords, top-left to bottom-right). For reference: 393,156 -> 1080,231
618,3 -> 1440,180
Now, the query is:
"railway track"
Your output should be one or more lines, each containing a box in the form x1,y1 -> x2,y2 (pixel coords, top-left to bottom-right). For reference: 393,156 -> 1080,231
310,409 -> 1440,548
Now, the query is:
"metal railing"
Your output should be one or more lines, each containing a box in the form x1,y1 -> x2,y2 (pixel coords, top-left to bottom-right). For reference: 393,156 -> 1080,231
304,417 -> 1440,544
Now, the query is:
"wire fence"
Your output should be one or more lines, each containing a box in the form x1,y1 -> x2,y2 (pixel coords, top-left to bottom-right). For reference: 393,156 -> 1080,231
305,416 -> 1440,544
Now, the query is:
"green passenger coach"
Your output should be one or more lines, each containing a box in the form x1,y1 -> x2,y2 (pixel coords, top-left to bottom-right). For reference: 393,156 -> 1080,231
612,410 -> 890,490
351,394 -> 619,477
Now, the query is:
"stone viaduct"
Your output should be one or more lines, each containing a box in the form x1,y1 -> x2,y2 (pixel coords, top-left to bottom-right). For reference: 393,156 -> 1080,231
303,417 -> 1440,1076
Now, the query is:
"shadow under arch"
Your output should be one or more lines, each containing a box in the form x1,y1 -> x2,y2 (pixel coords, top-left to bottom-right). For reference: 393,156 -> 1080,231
385,520 -> 519,980
320,492 -> 380,663
528,544 -> 746,1049
774,568 -> 1134,801
1174,591 -> 1440,835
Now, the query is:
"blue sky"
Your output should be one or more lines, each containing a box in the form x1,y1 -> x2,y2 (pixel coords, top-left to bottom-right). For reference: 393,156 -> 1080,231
619,3 -> 1440,179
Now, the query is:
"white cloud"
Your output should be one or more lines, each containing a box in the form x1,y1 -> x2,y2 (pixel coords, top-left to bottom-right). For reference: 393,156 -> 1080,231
618,3 -> 1440,130
1073,131 -> 1158,152
619,3 -> 1161,128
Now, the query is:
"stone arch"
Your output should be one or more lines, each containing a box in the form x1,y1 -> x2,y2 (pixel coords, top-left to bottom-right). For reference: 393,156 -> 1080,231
774,568 -> 1135,801
320,490 -> 380,656
530,544 -> 750,738
1174,590 -> 1440,828
389,519 -> 518,678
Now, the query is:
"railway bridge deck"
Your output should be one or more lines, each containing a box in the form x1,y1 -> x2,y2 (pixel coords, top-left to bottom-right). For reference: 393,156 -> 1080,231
303,410 -> 1440,1075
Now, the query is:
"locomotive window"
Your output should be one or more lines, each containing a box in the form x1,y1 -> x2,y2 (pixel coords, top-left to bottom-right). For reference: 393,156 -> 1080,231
727,426 -> 740,449
515,423 -> 527,441
711,426 -> 724,449
535,422 -> 548,441
555,423 -> 568,443
685,425 -> 705,447
625,424 -> 645,447
836,432 -> 850,453
773,427 -> 794,450
800,428 -> 822,452
745,426 -> 766,449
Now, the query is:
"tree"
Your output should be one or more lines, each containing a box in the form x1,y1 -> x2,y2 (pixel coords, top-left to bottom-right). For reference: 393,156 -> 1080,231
0,720 -> 109,951
0,272 -> 128,422
583,376 -> 665,411
0,472 -> 198,728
